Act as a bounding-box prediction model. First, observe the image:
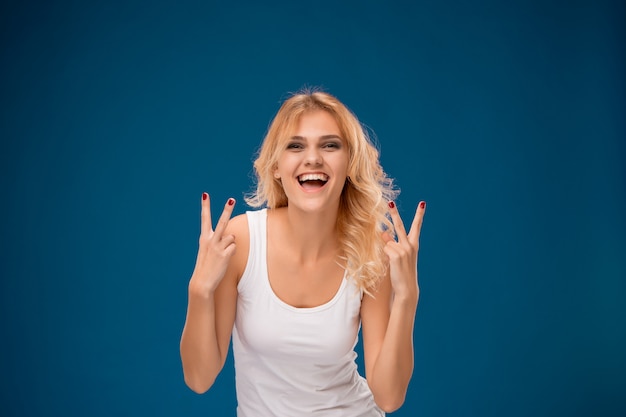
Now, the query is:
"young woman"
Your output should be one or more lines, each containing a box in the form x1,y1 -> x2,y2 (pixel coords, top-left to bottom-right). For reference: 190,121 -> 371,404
180,90 -> 426,416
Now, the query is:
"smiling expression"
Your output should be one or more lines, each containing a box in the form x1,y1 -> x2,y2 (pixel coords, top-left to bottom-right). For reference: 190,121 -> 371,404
274,110 -> 349,211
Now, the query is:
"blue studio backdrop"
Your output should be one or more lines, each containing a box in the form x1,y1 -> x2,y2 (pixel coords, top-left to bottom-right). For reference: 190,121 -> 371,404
1,1 -> 624,416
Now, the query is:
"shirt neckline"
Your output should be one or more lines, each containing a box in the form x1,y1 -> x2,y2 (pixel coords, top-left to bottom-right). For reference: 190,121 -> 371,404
260,208 -> 349,313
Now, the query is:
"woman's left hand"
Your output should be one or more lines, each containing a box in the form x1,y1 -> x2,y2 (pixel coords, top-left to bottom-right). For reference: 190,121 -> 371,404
383,201 -> 426,301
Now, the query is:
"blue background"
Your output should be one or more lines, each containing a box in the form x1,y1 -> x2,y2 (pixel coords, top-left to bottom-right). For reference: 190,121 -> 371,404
1,0 -> 624,416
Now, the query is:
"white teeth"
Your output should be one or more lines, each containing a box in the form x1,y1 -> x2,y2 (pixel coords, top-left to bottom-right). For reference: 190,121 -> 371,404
298,173 -> 329,182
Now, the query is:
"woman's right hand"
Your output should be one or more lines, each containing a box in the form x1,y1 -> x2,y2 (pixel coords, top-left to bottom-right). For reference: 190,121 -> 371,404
189,193 -> 237,297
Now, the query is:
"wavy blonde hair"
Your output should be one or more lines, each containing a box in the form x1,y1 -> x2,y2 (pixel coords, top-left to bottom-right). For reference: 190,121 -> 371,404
245,89 -> 398,292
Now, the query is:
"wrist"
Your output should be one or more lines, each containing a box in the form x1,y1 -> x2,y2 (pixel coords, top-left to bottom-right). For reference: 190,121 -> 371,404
188,277 -> 217,299
392,288 -> 419,308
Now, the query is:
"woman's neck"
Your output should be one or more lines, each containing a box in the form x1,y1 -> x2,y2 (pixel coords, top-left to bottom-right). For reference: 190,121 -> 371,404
271,206 -> 340,265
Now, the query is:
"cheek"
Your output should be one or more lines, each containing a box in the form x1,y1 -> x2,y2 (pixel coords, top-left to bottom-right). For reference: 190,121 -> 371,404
333,154 -> 350,175
275,155 -> 294,172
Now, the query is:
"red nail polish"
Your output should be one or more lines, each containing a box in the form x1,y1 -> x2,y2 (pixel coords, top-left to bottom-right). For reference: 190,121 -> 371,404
420,201 -> 425,209
228,198 -> 235,206
202,193 -> 208,201
388,201 -> 395,209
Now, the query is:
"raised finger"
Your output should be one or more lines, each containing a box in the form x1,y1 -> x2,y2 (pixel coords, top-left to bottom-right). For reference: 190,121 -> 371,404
387,201 -> 408,245
213,198 -> 236,239
407,201 -> 426,245
200,192 -> 212,236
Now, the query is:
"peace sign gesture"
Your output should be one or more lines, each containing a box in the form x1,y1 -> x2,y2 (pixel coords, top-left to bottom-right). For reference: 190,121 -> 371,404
189,193 -> 237,296
382,201 -> 426,299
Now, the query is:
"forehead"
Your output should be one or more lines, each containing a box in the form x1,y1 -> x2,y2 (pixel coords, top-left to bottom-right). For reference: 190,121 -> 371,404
292,110 -> 342,137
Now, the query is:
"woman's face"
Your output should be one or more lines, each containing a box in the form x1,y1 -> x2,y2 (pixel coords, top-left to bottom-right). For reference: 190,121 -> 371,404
274,110 -> 349,213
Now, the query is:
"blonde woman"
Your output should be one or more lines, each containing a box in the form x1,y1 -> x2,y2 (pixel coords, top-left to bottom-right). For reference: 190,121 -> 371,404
180,90 -> 426,416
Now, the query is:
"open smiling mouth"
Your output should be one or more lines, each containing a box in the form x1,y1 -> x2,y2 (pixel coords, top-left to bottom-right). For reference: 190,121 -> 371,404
297,173 -> 329,191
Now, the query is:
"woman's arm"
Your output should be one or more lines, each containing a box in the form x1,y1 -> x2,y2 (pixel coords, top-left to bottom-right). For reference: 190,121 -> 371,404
180,270 -> 238,393
361,276 -> 417,412
179,195 -> 248,393
361,201 -> 426,412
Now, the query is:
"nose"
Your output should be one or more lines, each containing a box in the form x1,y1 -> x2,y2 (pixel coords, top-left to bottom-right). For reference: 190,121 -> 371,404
304,147 -> 322,166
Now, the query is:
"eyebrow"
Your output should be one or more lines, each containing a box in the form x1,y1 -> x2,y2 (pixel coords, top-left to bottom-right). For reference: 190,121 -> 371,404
289,135 -> 343,141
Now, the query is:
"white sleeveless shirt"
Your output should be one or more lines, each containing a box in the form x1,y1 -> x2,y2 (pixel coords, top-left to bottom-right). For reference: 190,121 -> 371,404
232,209 -> 385,416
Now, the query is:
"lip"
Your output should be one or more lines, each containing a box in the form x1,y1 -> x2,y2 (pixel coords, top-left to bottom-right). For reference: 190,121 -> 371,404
298,182 -> 328,193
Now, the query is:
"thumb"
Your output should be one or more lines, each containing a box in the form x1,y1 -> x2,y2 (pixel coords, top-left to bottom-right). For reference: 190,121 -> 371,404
381,231 -> 394,244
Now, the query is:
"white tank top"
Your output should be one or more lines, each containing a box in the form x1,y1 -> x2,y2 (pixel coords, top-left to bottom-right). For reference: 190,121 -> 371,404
232,209 -> 385,416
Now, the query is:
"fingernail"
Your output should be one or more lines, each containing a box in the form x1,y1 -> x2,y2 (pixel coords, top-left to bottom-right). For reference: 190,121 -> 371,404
202,193 -> 208,201
388,201 -> 395,209
228,198 -> 235,206
420,201 -> 426,209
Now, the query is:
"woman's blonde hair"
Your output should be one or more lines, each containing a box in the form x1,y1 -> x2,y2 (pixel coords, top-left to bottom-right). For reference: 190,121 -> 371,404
245,89 -> 398,292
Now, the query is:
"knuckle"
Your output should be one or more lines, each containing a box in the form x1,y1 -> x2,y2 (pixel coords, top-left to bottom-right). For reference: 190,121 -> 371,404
387,251 -> 400,261
219,246 -> 235,258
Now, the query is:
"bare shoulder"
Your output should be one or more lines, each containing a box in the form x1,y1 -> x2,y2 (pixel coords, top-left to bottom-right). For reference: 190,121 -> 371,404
224,212 -> 249,238
361,274 -> 392,315
224,212 -> 250,282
